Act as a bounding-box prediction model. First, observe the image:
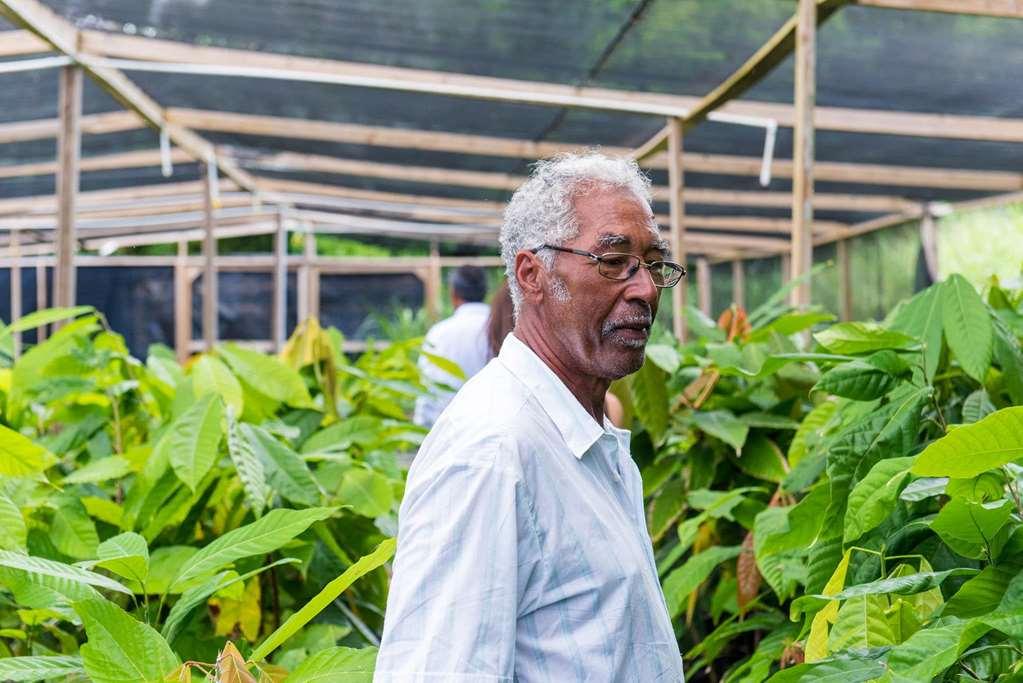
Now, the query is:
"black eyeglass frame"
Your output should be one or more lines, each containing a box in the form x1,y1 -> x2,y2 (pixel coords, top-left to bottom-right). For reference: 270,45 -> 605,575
529,244 -> 687,288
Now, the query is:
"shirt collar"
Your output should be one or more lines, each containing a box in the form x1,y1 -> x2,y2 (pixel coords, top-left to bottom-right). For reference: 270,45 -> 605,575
454,302 -> 489,317
498,333 -> 610,459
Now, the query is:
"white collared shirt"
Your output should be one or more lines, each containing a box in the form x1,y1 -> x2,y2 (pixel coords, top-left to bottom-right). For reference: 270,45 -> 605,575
413,302 -> 491,428
376,334 -> 685,682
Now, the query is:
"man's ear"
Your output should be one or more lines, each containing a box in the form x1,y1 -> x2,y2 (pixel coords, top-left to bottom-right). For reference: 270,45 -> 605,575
514,251 -> 544,306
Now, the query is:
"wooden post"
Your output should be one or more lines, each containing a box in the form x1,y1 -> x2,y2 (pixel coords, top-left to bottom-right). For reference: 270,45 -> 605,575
174,240 -> 190,362
697,256 -> 712,317
272,207 -> 288,350
666,117 -> 688,341
426,239 -> 441,321
781,254 -> 791,285
920,205 -> 939,282
55,65 -> 82,312
201,162 -> 217,350
790,0 -> 816,308
10,228 -> 21,359
837,238 -> 853,321
35,261 -> 47,342
731,259 -> 745,309
304,227 -> 319,321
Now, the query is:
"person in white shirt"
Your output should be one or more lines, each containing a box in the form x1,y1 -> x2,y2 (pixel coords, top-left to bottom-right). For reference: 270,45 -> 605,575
413,265 -> 491,428
376,152 -> 687,682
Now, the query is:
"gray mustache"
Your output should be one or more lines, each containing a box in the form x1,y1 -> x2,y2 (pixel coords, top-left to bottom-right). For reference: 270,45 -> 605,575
601,314 -> 653,336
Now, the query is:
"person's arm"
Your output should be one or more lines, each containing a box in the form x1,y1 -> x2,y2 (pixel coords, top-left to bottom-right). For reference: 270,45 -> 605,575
374,456 -> 535,682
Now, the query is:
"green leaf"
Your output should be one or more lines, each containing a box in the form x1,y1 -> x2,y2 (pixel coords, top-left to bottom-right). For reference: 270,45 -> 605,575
645,344 -> 680,374
74,597 -> 179,683
649,486 -> 685,543
61,456 -> 134,485
0,656 -> 85,681
420,350 -> 466,381
50,496 -> 100,559
739,412 -> 801,430
912,407 -> 1023,478
162,393 -> 224,492
889,283 -> 943,382
240,423 -> 320,507
301,416 -> 384,455
218,342 -> 312,407
691,410 -> 748,453
813,322 -> 916,355
191,354 -> 243,416
765,654 -> 885,682
286,646 -> 377,683
0,550 -> 131,595
629,357 -> 669,445
0,306 -> 94,335
992,316 -> 1023,403
943,563 -> 1023,618
748,310 -> 836,343
962,389 -> 997,424
338,468 -> 394,518
941,273 -> 993,383
731,433 -> 787,483
662,545 -> 741,618
161,557 -> 298,644
929,498 -> 1013,560
899,476 -> 947,501
171,506 -> 336,591
754,484 -> 828,560
787,400 -> 837,467
843,456 -> 914,543
826,594 -> 896,651
225,409 -> 269,516
881,620 -> 983,682
94,532 -> 149,584
249,537 -> 395,662
0,492 -> 27,551
0,425 -> 57,477
813,359 -> 905,401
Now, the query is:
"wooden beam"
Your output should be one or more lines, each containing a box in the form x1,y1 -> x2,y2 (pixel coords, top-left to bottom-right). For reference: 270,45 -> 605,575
272,208 -> 287,351
855,0 -> 1023,18
836,238 -> 853,321
791,0 -> 817,308
0,110 -> 142,144
920,206 -> 940,281
304,230 -> 319,321
0,148 -> 194,179
732,259 -> 745,309
0,0 -> 258,194
54,64 -> 81,310
201,163 -> 217,350
696,256 -> 712,317
34,260 -> 46,341
666,117 -> 687,341
426,240 -> 441,321
174,240 -> 190,362
9,228 -> 21,358
0,28 -> 49,57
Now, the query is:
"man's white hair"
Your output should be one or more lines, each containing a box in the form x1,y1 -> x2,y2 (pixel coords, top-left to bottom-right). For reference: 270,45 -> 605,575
499,152 -> 653,319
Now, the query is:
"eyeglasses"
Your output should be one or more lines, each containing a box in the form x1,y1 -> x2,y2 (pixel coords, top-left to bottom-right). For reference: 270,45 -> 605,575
529,244 -> 686,288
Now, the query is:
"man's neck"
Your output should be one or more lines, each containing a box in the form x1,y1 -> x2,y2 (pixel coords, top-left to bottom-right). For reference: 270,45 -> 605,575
514,318 -> 609,424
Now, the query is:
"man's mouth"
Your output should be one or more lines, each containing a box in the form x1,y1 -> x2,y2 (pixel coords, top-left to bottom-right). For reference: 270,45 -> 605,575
603,317 -> 652,345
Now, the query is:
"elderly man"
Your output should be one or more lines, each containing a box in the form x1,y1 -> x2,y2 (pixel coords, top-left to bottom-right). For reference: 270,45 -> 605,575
375,153 -> 687,682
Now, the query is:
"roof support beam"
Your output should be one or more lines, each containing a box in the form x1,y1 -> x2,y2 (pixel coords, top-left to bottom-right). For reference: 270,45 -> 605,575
0,0 -> 258,194
0,28 -> 49,57
854,0 -> 1023,18
54,64 -> 81,310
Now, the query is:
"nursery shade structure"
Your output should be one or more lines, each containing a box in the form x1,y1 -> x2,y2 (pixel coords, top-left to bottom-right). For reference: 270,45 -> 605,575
1,0 -> 1022,351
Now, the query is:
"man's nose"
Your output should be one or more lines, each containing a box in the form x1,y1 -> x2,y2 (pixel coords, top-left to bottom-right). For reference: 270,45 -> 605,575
623,264 -> 659,307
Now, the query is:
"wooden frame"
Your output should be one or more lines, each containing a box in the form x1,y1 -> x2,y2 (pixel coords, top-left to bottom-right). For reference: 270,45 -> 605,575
791,0 -> 817,307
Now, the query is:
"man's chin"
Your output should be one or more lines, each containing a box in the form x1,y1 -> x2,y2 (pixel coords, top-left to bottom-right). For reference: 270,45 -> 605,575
600,346 -> 646,380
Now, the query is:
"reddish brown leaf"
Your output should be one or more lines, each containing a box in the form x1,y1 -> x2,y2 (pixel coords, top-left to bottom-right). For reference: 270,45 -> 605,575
737,530 -> 761,615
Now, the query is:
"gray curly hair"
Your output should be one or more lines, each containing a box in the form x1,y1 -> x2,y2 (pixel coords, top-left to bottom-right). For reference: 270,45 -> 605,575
499,152 -> 654,319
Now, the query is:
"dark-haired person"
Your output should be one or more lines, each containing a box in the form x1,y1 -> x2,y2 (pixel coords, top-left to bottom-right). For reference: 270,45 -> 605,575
412,265 -> 490,428
377,153 -> 687,682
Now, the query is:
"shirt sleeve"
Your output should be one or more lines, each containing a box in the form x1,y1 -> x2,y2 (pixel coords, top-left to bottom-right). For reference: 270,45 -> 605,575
374,458 -> 535,682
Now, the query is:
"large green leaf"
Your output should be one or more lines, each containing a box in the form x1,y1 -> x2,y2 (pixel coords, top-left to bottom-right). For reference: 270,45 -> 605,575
992,316 -> 1023,403
889,283 -> 943,382
843,456 -> 914,543
827,594 -> 896,652
730,433 -> 787,483
941,273 -> 993,383
191,354 -> 243,416
338,468 -> 394,518
765,654 -> 885,683
943,563 -> 1023,618
813,322 -> 916,355
0,425 -> 57,477
929,498 -> 1013,560
240,423 -> 320,507
225,409 -> 269,516
286,646 -> 377,683
74,597 -> 179,683
813,351 -> 909,401
161,393 -> 224,492
628,358 -> 668,445
0,656 -> 85,681
61,456 -> 134,485
171,506 -> 335,591
218,342 -> 312,407
754,484 -> 828,560
748,310 -> 835,343
881,620 -> 985,683
787,400 -> 837,467
249,537 -> 395,662
912,406 -> 1023,478
691,410 -> 748,453
644,343 -> 681,374
50,496 -> 100,559
0,550 -> 131,596
649,486 -> 685,543
301,416 -> 384,455
0,492 -> 27,551
661,545 -> 742,618
94,532 -> 149,584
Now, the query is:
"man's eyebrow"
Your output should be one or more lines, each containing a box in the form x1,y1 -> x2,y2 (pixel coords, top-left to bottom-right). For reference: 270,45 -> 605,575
651,238 -> 670,255
595,233 -> 630,248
